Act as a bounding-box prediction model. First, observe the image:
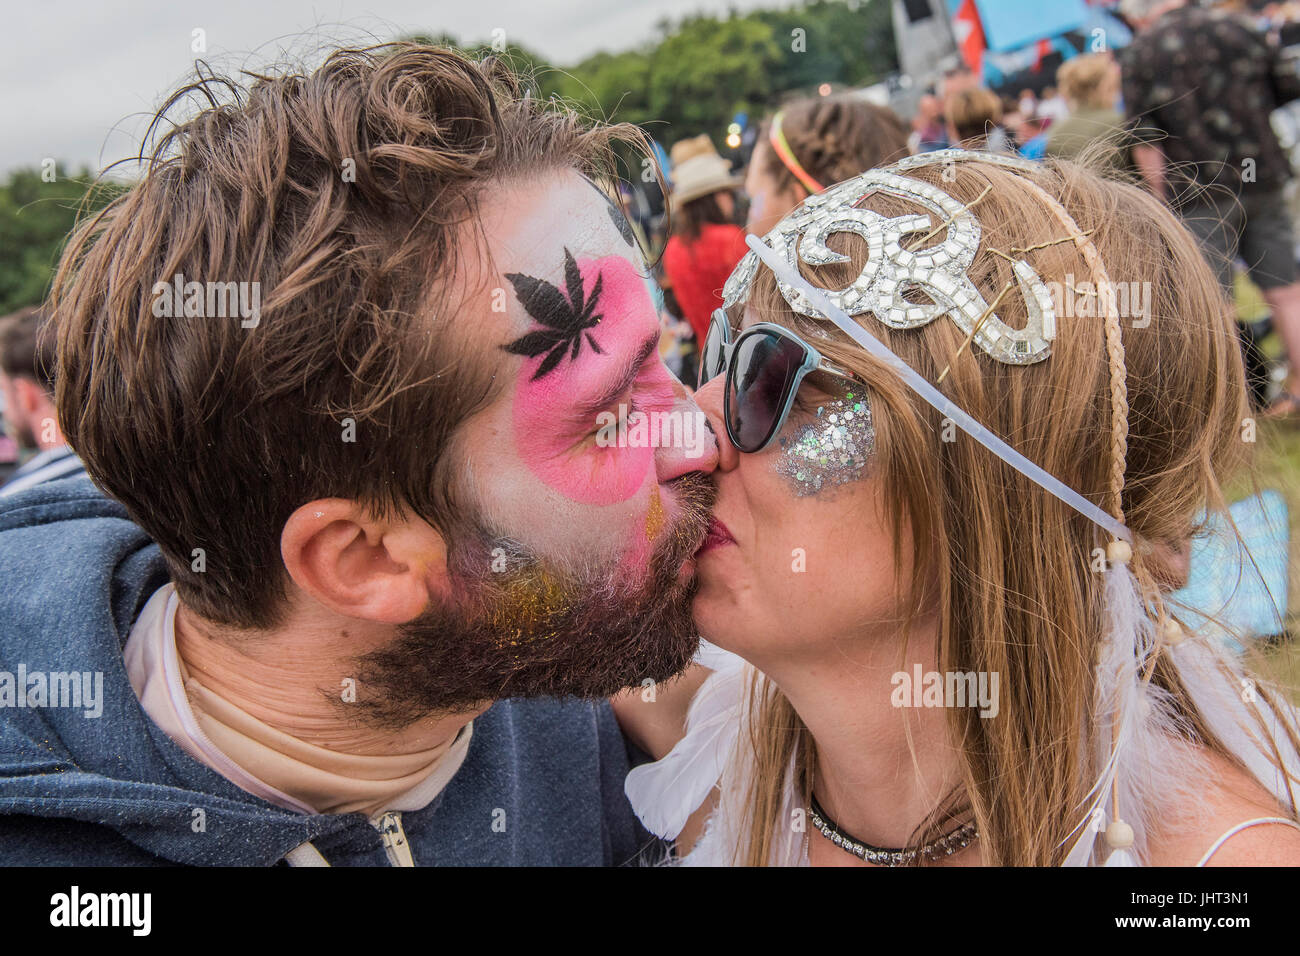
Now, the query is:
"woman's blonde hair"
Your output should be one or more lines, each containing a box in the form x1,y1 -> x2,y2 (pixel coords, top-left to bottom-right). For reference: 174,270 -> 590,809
734,155 -> 1300,865
757,96 -> 911,195
945,88 -> 1003,143
1057,54 -> 1118,111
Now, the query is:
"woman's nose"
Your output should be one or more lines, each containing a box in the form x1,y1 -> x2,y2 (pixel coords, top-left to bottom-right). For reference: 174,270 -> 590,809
692,375 -> 740,473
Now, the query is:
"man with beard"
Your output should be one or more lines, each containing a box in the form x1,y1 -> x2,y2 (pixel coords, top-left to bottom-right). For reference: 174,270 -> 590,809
0,306 -> 86,495
0,45 -> 717,866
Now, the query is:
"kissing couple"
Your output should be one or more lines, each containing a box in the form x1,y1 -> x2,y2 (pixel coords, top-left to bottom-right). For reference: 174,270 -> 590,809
3,43 -> 1297,867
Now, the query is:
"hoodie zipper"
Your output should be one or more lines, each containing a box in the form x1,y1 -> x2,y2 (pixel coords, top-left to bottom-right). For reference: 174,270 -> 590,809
371,811 -> 415,866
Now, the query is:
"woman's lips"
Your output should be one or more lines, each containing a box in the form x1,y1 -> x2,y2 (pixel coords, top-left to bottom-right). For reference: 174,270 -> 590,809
697,517 -> 736,555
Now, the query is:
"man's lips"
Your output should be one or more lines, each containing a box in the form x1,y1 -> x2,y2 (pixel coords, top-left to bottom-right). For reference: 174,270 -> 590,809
697,516 -> 736,555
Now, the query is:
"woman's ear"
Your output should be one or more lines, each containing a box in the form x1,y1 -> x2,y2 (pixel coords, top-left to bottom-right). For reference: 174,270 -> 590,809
280,499 -> 448,624
1142,536 -> 1191,593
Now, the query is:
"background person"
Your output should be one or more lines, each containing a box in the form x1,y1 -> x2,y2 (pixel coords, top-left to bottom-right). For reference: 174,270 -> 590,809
944,87 -> 1008,152
745,95 -> 911,238
1046,53 -> 1132,175
0,305 -> 84,496
951,87 -> 1008,152
661,134 -> 748,346
1004,101 -> 1050,160
1121,0 -> 1300,418
908,93 -> 949,154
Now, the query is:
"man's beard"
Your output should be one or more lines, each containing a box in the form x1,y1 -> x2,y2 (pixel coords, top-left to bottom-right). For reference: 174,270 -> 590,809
348,471 -> 716,727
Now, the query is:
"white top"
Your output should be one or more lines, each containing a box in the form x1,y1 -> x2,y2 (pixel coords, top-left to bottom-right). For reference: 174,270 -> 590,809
626,642 -> 805,866
625,642 -> 1300,866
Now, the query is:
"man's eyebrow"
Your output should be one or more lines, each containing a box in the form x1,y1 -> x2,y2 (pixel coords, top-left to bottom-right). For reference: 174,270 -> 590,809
575,333 -> 659,417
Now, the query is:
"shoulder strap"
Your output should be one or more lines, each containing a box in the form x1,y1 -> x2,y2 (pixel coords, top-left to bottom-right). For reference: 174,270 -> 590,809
1195,817 -> 1300,867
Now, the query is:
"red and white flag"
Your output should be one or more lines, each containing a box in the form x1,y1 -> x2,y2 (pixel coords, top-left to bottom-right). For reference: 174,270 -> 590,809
952,0 -> 987,74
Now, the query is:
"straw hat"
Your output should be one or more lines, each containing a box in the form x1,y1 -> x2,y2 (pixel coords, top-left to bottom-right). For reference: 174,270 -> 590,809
668,134 -> 741,207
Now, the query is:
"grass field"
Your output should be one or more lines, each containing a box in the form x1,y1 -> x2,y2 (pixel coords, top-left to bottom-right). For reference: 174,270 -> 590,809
1223,285 -> 1300,702
1232,416 -> 1300,702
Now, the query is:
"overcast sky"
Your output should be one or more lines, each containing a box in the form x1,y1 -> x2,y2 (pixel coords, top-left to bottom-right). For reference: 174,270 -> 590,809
0,0 -> 796,176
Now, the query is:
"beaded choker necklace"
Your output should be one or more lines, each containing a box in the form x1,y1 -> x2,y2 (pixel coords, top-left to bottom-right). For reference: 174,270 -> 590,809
807,794 -> 978,866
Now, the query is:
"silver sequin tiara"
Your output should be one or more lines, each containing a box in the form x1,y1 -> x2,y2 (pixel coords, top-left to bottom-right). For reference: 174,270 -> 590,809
724,149 -> 1059,367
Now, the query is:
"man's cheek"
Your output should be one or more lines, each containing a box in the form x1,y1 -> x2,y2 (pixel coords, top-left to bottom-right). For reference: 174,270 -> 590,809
615,482 -> 664,580
513,418 -> 654,505
474,456 -> 652,564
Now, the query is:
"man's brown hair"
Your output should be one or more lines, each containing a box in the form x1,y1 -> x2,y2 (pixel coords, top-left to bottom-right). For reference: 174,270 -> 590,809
0,306 -> 55,392
50,44 -> 649,629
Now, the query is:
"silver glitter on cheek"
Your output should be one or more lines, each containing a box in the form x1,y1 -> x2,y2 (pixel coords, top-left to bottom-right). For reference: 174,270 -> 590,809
774,391 -> 875,497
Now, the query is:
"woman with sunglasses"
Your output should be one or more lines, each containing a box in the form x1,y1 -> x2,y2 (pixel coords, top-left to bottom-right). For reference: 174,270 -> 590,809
613,151 -> 1300,866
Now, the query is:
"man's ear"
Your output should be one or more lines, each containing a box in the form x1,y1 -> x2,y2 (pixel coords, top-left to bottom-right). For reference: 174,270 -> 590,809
280,499 -> 448,624
13,376 -> 44,418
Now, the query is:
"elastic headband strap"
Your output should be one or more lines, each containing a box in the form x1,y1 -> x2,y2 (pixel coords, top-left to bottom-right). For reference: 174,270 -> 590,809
1012,176 -> 1131,531
744,232 -> 1133,543
769,112 -> 825,195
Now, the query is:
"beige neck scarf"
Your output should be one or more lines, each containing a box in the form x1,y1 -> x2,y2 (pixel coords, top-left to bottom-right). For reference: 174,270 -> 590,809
126,584 -> 472,818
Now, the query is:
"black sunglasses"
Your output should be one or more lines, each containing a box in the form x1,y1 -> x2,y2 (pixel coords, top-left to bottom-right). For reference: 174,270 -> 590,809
697,306 -> 860,453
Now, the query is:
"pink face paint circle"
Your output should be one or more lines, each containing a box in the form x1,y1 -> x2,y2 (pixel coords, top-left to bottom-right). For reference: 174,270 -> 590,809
509,254 -> 673,505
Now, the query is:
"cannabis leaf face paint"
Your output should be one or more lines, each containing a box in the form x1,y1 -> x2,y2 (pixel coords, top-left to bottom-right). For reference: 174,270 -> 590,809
507,249 -> 675,506
503,248 -> 606,380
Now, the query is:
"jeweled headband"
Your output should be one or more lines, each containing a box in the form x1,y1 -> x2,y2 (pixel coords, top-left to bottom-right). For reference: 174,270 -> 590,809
728,149 -> 1127,542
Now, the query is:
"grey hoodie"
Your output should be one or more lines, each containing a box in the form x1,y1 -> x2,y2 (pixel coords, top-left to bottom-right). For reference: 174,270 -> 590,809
0,476 -> 657,866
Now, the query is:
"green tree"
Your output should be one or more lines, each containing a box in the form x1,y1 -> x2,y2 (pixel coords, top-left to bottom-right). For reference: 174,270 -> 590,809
645,14 -> 784,142
756,0 -> 899,94
402,1 -> 899,152
546,49 -> 654,126
0,167 -> 126,314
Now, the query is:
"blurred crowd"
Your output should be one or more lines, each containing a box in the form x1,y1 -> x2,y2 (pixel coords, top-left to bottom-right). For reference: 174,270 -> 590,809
634,0 -> 1300,430
8,0 -> 1300,492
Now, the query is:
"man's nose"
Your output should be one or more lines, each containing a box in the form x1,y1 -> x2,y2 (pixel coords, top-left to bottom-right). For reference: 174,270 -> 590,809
654,373 -> 721,483
687,375 -> 739,474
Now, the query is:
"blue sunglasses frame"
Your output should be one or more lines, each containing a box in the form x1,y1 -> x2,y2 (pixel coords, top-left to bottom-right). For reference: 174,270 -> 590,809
698,306 -> 860,453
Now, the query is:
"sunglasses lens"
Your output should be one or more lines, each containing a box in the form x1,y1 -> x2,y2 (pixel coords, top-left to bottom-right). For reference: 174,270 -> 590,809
727,331 -> 806,452
698,314 -> 727,388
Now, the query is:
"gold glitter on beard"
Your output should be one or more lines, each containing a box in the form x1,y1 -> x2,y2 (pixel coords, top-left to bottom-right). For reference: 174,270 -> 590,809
644,482 -> 665,542
775,391 -> 875,497
484,565 -> 572,651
